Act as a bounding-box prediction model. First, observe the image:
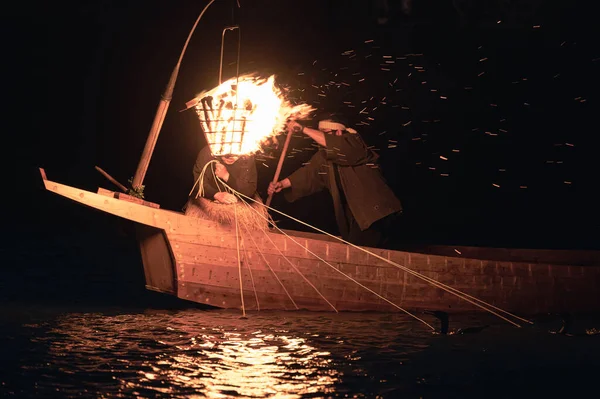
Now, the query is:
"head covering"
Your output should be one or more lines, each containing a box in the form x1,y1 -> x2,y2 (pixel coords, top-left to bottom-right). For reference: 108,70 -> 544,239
318,113 -> 357,134
318,120 -> 357,134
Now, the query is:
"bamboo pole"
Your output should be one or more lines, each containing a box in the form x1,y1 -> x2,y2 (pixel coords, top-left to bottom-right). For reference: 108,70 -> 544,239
265,127 -> 297,207
132,0 -> 222,189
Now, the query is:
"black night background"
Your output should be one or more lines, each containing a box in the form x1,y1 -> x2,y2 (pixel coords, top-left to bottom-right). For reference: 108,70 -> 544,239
9,0 -> 599,250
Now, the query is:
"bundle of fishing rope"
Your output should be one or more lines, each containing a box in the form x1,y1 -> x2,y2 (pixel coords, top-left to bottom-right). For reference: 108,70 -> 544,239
185,160 -> 268,231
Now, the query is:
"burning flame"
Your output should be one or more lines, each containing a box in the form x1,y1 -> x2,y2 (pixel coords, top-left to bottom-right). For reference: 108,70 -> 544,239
192,74 -> 314,156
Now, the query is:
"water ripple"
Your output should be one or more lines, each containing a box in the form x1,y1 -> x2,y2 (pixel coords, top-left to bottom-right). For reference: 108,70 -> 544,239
2,308 -> 600,398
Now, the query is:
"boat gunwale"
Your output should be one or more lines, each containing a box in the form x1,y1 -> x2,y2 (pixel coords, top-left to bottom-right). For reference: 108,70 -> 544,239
39,168 -> 600,267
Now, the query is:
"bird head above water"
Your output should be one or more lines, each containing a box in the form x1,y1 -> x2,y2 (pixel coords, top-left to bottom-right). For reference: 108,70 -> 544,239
424,310 -> 450,335
558,312 -> 573,335
424,310 -> 490,335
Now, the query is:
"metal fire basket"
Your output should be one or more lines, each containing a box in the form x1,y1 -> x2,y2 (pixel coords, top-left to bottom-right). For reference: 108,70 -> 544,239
195,25 -> 245,156
194,93 -> 249,156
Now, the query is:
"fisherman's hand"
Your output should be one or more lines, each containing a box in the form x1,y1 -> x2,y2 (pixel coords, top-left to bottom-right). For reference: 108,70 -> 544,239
267,178 -> 291,195
286,120 -> 303,134
214,162 -> 230,181
214,192 -> 238,204
267,182 -> 283,195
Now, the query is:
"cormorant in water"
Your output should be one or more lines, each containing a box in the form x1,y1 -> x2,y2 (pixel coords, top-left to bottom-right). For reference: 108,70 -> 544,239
424,310 -> 490,335
552,312 -> 599,336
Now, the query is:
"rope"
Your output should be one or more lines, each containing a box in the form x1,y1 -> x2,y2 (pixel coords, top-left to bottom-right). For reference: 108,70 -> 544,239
238,197 -> 434,329
186,160 -> 529,327
241,238 -> 261,311
189,159 -> 215,198
234,203 -> 246,317
232,190 -> 531,327
226,191 -> 338,312
188,159 -> 228,199
254,223 -> 339,313
189,159 -> 262,315
239,221 -> 300,310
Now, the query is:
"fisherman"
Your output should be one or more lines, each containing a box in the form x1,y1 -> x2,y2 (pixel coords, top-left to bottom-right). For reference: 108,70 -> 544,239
191,145 -> 258,204
267,113 -> 403,248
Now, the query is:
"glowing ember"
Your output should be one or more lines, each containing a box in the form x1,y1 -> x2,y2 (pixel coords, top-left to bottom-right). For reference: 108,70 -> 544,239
191,74 -> 314,156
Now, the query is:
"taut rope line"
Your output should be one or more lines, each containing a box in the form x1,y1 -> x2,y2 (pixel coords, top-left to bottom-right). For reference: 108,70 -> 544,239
250,222 -> 339,313
232,189 -> 530,327
239,197 -> 435,329
239,221 -> 300,310
240,238 -> 261,311
204,177 -> 338,312
187,160 -> 528,327
234,203 -> 246,317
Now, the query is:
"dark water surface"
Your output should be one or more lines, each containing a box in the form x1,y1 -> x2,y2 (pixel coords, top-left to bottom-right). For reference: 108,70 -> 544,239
2,303 -> 600,398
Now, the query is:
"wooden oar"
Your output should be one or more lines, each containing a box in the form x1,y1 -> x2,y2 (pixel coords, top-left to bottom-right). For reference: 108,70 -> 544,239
265,126 -> 298,207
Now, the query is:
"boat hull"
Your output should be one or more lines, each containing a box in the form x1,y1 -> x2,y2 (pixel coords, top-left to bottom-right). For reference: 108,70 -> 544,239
166,225 -> 600,314
40,169 -> 600,315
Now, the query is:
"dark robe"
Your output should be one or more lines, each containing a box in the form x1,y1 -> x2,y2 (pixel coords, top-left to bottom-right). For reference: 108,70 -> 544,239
192,146 -> 257,200
284,131 -> 402,244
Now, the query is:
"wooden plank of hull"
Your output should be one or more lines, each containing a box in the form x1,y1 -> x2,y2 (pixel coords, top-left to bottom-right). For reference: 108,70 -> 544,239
168,230 -> 600,314
167,225 -> 600,314
40,170 -> 600,314
403,244 -> 600,267
177,281 -> 412,312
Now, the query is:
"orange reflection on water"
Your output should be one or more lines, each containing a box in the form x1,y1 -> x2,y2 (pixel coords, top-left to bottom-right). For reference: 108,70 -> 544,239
44,313 -> 340,398
143,330 -> 339,398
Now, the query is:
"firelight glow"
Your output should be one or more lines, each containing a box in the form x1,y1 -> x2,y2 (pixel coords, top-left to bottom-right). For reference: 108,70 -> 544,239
193,74 -> 314,156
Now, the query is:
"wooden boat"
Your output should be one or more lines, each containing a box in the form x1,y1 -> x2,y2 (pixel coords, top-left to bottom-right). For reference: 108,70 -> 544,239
37,3 -> 600,319
39,168 -> 600,315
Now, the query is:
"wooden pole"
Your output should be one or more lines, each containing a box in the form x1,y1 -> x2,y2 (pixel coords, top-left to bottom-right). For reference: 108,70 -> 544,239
265,127 -> 296,207
132,0 -> 221,189
95,166 -> 128,193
